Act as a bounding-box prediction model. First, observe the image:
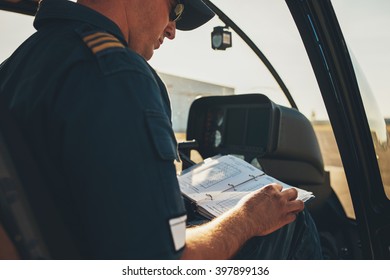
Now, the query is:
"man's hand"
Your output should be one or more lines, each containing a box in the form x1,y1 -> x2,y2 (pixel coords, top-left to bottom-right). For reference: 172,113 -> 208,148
181,183 -> 304,259
235,183 -> 304,237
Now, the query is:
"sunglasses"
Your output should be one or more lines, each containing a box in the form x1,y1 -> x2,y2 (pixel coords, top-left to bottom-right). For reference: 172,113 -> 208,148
169,0 -> 185,22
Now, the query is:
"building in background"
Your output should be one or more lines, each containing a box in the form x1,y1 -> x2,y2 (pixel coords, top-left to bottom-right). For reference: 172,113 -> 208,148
159,72 -> 235,132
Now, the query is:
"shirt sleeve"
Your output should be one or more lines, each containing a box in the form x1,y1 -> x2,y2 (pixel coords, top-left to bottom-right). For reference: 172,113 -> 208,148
49,57 -> 186,259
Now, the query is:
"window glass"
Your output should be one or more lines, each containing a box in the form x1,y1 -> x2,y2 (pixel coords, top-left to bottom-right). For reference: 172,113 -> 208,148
332,0 -> 390,199
0,10 -> 35,63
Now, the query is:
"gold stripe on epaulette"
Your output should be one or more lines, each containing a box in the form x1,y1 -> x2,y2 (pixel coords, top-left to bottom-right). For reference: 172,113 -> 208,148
83,32 -> 116,43
82,32 -> 125,54
87,37 -> 118,49
91,42 -> 125,54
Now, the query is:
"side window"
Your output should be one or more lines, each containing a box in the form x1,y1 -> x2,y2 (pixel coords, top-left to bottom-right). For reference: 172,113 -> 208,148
333,0 -> 390,200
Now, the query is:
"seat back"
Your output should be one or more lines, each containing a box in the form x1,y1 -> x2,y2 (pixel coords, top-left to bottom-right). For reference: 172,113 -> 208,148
0,222 -> 20,259
0,114 -> 50,259
0,97 -> 79,259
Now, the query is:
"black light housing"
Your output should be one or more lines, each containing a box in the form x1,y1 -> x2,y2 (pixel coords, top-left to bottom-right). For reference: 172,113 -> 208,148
211,26 -> 232,50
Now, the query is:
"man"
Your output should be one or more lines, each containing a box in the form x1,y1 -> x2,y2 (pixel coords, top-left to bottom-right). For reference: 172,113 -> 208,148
0,0 -> 322,259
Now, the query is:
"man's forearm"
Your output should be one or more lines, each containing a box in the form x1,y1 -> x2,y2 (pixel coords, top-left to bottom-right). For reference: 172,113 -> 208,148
180,208 -> 253,260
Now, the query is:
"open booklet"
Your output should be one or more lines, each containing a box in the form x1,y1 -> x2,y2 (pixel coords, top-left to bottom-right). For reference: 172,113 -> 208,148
177,155 -> 314,219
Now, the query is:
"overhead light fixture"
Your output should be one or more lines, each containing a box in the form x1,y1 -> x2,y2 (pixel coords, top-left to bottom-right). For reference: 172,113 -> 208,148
211,26 -> 232,50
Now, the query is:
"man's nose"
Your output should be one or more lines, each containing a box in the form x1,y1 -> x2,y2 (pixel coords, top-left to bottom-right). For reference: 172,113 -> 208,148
164,21 -> 176,40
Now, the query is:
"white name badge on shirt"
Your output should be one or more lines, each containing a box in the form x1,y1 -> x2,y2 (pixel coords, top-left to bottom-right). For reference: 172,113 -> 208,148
169,215 -> 187,251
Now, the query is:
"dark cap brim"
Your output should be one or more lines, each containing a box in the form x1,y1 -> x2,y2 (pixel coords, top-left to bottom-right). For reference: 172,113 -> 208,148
176,0 -> 215,31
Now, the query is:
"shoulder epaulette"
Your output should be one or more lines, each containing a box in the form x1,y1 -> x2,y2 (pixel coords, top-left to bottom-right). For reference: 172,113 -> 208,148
82,31 -> 125,55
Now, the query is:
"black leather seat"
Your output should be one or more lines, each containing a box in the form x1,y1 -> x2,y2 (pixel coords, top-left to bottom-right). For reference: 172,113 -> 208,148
0,97 -> 79,259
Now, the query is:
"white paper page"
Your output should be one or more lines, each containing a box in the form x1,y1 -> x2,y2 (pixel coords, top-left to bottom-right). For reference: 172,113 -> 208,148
178,155 -> 264,202
198,175 -> 313,218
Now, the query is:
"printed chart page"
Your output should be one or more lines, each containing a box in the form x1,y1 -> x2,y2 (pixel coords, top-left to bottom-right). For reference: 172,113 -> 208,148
178,155 -> 264,203
178,155 -> 314,218
198,173 -> 313,218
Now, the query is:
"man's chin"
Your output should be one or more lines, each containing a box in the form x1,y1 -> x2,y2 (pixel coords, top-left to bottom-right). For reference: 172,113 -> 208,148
144,50 -> 154,61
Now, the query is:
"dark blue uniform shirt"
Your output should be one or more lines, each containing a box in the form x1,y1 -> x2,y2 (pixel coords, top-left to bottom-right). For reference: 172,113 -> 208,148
0,0 -> 186,259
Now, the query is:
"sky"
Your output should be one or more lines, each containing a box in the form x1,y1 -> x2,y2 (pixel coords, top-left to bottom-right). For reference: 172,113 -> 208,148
1,0 -> 389,120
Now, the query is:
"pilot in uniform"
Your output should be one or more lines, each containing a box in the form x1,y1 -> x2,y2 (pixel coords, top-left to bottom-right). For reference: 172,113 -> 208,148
0,0 -> 203,259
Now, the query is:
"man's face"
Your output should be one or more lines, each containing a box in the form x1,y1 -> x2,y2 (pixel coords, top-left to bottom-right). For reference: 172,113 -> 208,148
127,0 -> 177,60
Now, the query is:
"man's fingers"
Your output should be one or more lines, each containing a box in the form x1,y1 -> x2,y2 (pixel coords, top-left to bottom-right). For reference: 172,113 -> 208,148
284,187 -> 299,200
262,184 -> 304,213
264,183 -> 283,192
287,199 -> 305,213
286,212 -> 298,224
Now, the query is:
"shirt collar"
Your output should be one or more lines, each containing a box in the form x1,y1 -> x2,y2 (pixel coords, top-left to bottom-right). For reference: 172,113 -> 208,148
34,0 -> 127,46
